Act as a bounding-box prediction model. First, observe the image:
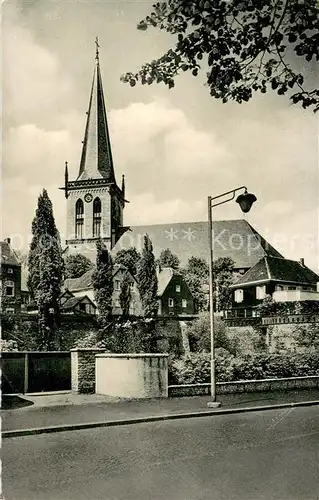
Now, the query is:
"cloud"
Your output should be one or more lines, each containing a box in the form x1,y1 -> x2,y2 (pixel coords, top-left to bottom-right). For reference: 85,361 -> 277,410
125,193 -> 205,226
3,124 -> 77,182
2,12 -> 77,130
109,99 -> 233,199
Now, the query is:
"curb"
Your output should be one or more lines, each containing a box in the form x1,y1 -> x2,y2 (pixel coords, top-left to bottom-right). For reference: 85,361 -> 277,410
2,400 -> 319,439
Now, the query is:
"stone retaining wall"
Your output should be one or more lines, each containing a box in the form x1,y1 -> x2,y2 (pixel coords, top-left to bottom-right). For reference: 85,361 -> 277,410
71,348 -> 106,393
168,376 -> 319,397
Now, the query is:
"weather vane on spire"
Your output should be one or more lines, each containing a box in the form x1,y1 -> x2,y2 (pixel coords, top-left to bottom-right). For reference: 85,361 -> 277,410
95,37 -> 100,61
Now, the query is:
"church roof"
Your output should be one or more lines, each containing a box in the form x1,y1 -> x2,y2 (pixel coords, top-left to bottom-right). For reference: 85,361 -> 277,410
231,256 -> 319,288
76,44 -> 116,184
113,219 -> 284,269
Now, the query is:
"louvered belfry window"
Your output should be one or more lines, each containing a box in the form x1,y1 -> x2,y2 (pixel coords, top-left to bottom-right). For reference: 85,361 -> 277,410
75,199 -> 84,239
93,197 -> 102,237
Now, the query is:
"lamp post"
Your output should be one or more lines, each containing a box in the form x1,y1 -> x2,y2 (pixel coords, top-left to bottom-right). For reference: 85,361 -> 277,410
207,187 -> 257,408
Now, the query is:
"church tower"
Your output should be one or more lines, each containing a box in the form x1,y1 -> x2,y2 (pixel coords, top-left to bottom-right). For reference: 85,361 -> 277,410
62,39 -> 128,261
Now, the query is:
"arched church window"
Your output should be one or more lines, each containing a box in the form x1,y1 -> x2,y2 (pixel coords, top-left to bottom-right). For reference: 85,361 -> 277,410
93,197 -> 102,237
75,199 -> 84,239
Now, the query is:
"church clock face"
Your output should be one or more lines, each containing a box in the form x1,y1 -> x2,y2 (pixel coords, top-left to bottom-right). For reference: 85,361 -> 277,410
84,193 -> 93,203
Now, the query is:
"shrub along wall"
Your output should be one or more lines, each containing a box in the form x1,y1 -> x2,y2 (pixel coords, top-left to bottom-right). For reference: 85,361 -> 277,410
267,323 -> 319,352
225,325 -> 267,356
168,350 -> 319,385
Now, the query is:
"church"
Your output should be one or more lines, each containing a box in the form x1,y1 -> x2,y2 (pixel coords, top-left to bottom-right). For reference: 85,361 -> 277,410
61,42 -> 284,273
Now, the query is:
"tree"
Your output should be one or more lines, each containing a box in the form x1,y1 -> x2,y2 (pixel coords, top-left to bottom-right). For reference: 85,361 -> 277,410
119,271 -> 132,317
256,294 -> 276,316
92,239 -> 114,330
114,247 -> 141,277
27,189 -> 64,350
158,248 -> 180,270
213,257 -> 235,312
136,235 -> 158,351
136,235 -> 159,317
186,311 -> 231,352
182,256 -> 209,312
64,254 -> 94,279
121,0 -> 319,111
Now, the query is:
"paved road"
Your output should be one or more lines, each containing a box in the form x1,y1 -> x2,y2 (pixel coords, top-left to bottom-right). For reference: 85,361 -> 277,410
2,406 -> 318,500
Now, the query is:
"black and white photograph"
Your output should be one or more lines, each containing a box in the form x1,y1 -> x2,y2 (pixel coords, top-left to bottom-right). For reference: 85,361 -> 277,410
1,1 -> 319,499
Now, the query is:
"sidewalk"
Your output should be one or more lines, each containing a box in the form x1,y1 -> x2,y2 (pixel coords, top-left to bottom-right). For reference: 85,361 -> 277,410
2,389 -> 319,434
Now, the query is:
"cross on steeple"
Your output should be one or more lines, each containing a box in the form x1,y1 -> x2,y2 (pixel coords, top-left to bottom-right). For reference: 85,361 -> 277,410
95,37 -> 100,61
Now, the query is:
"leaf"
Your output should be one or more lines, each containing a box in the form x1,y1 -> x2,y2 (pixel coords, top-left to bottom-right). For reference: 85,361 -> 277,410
137,21 -> 148,31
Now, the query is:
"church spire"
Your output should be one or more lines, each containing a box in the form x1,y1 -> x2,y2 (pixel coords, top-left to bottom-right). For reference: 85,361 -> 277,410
77,38 -> 116,183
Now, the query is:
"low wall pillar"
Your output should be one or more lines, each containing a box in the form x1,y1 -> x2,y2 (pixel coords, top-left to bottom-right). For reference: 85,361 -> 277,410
71,348 -> 106,394
96,353 -> 169,399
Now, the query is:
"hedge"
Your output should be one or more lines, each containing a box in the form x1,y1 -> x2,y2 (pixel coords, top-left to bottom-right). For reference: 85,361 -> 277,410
168,350 -> 319,385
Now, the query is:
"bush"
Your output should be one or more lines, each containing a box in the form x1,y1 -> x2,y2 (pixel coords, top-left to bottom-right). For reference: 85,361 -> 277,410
186,312 -> 232,353
0,339 -> 19,352
226,326 -> 266,356
168,351 -> 319,384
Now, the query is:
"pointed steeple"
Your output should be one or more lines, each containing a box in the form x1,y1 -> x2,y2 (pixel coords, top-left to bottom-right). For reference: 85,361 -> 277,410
77,38 -> 116,183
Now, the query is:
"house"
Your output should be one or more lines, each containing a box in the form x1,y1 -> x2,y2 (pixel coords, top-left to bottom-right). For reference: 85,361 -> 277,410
63,264 -> 142,316
157,267 -> 195,317
0,238 -> 21,314
228,256 -> 319,318
59,290 -> 97,315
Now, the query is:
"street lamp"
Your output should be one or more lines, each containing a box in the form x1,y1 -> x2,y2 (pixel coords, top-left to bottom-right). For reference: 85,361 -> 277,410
207,187 -> 257,408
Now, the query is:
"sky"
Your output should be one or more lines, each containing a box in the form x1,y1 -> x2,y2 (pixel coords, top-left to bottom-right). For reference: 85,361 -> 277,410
2,0 -> 319,271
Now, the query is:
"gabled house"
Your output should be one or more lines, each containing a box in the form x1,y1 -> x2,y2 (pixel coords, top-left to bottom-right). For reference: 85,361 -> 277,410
157,267 -> 195,317
60,293 -> 97,315
1,238 -> 21,314
63,264 -> 142,316
228,256 -> 319,318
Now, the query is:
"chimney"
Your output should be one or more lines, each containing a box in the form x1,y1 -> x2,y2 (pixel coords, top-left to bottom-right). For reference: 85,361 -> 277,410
4,237 -> 11,245
299,258 -> 305,267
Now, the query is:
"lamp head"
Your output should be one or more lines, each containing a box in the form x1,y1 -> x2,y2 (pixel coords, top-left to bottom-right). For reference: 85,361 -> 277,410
236,190 -> 257,213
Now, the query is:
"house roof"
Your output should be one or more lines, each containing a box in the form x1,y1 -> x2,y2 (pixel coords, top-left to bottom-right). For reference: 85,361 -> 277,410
1,241 -> 21,267
61,295 -> 96,310
231,256 -> 319,288
64,263 -> 128,292
157,267 -> 176,296
113,219 -> 283,268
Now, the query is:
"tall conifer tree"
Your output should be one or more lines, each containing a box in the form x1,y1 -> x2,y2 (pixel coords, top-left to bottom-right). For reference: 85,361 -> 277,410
136,235 -> 158,352
92,239 -> 114,329
119,271 -> 132,318
136,235 -> 158,318
27,189 -> 64,349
